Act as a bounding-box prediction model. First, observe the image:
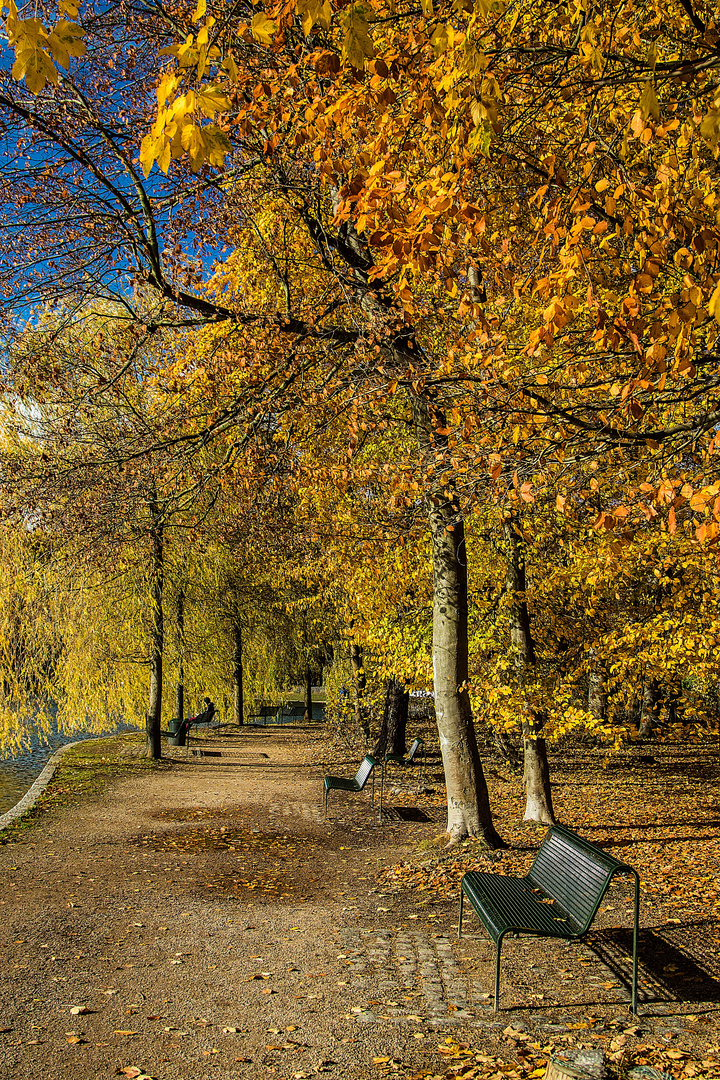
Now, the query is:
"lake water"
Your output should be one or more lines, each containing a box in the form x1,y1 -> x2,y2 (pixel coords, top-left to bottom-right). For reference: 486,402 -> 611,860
0,725 -> 137,815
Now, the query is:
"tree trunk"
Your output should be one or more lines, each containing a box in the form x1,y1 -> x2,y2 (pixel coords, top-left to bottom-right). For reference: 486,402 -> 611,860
233,620 -> 244,725
432,504 -> 505,845
146,496 -> 163,760
413,394 -> 504,847
304,667 -> 313,722
504,520 -> 555,825
373,678 -> 409,759
174,587 -> 184,724
350,640 -> 370,740
639,678 -> 660,737
494,729 -> 522,767
588,662 -> 608,720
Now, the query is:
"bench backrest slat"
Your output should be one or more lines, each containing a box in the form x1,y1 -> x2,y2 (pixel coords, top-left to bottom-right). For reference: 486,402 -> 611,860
527,825 -> 623,933
355,755 -> 376,789
407,738 -> 423,762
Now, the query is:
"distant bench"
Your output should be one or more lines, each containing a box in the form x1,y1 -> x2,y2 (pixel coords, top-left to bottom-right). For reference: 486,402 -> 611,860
459,823 -> 640,1013
248,703 -> 325,725
323,755 -> 377,818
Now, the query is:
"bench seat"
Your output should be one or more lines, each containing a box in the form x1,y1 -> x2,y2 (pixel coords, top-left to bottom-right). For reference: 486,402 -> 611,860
323,755 -> 376,817
459,824 -> 640,1013
385,737 -> 424,768
461,872 -> 582,940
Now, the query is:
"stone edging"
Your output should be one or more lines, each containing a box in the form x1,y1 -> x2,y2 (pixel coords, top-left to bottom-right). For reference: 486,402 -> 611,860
0,740 -> 82,831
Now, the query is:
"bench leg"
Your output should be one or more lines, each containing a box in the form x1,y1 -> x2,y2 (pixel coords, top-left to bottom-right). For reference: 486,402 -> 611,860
631,869 -> 640,1016
458,889 -> 464,939
323,787 -> 327,819
494,935 -> 505,1012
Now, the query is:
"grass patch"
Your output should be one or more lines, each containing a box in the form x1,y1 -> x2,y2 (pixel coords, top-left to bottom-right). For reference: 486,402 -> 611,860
0,732 -> 168,843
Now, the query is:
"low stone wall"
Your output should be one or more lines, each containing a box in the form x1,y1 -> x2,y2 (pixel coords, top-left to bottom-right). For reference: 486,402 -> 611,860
0,741 -> 81,831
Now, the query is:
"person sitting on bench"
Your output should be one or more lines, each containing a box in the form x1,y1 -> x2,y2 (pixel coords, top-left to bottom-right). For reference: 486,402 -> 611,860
194,697 -> 216,725
179,697 -> 216,740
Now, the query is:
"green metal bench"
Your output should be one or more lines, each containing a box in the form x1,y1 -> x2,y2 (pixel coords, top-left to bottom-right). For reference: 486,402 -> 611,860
323,755 -> 377,818
385,737 -> 424,768
380,738 -> 426,817
459,823 -> 640,1013
248,705 -> 280,725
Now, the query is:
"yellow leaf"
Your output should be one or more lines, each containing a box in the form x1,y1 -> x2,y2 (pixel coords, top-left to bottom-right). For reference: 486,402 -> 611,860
48,20 -> 86,68
223,54 -> 238,80
297,0 -> 332,33
203,123 -> 232,167
251,11 -> 276,44
58,0 -> 80,19
193,0 -> 207,20
708,280 -> 720,324
12,27 -> 59,94
639,80 -> 660,122
139,132 -> 157,178
196,85 -> 231,118
430,22 -> 450,54
700,107 -> 720,149
157,72 -> 180,108
339,3 -> 375,69
506,1 -> 521,33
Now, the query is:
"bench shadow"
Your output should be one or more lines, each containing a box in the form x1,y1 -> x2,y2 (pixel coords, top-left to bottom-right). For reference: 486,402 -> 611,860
381,806 -> 436,823
587,921 -> 720,1004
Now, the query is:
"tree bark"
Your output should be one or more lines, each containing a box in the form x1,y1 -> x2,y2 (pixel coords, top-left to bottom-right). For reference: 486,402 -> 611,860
146,494 -> 163,760
350,640 -> 370,740
432,503 -> 505,845
504,520 -> 555,825
413,394 -> 504,847
373,678 -> 409,759
174,587 -> 184,724
233,619 -> 244,725
304,666 -> 313,722
639,678 -> 660,737
588,662 -> 608,720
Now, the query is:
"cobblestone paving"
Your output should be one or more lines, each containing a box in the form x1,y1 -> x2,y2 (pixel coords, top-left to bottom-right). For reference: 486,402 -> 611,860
338,928 -> 500,1029
334,926 -> 715,1041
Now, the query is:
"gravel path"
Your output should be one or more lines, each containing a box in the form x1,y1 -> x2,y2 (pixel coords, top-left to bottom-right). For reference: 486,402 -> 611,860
0,725 -> 492,1080
1,725 -> 713,1080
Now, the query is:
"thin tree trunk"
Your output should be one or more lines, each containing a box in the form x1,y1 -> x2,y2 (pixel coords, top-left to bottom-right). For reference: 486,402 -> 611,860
146,494 -> 163,760
233,620 -> 244,725
350,641 -> 370,740
639,678 -> 660,737
413,394 -> 504,847
373,678 -> 409,759
174,587 -> 184,724
433,502 -> 505,844
504,520 -> 555,825
388,680 -> 409,757
588,662 -> 608,720
494,729 -> 522,767
304,667 -> 313,722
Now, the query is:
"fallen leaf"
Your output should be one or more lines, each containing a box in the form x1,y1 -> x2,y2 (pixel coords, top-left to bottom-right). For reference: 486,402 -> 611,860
70,1006 -> 89,1016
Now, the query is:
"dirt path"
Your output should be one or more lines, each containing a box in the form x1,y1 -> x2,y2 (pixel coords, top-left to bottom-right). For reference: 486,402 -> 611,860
0,725 -> 718,1080
0,724 -> 460,1080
